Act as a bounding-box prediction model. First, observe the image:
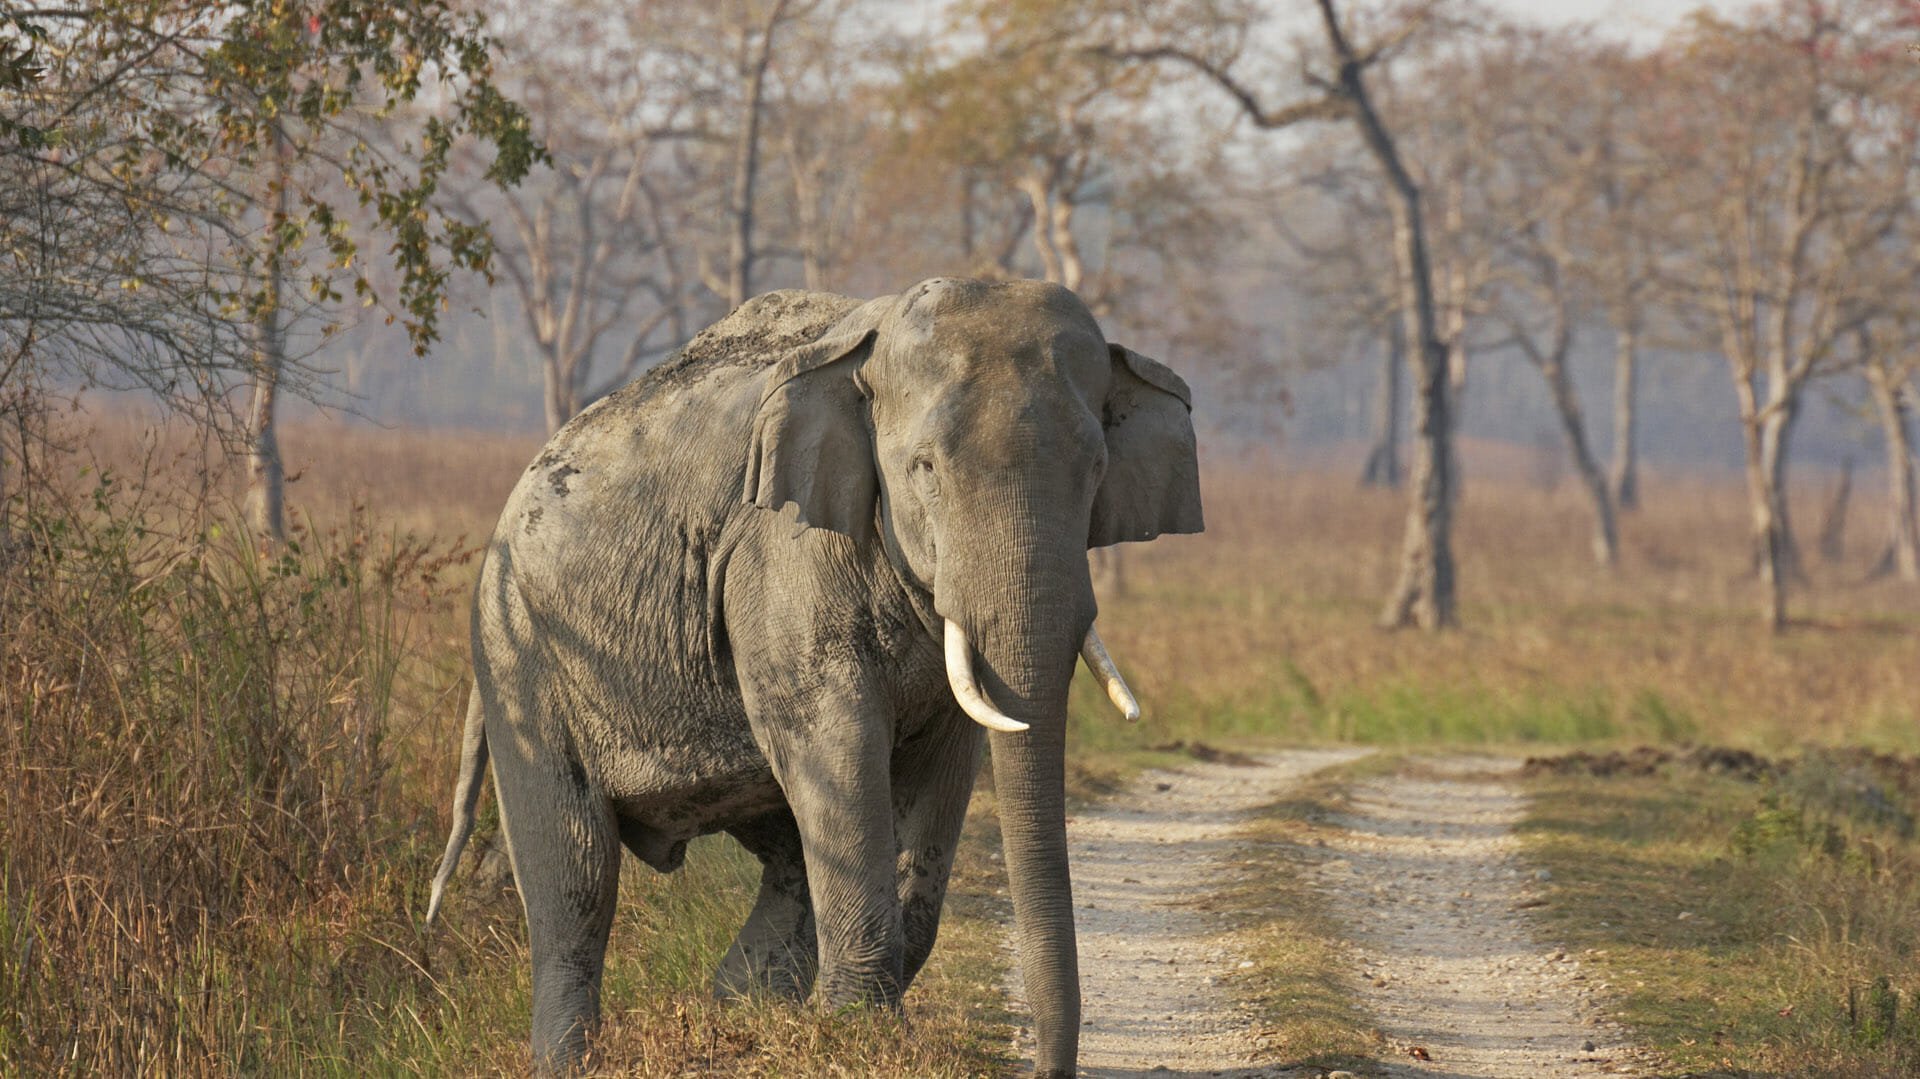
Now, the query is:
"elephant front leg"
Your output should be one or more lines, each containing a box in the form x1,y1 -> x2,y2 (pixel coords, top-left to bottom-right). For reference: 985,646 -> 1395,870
894,719 -> 983,990
762,699 -> 906,1009
715,809 -> 817,1001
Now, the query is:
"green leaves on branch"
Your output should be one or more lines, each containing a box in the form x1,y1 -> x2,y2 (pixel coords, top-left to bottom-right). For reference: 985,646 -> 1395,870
6,0 -> 542,381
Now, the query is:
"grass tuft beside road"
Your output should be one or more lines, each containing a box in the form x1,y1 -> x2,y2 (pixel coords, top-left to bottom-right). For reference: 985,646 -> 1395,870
1212,756 -> 1401,1075
1520,755 -> 1920,1078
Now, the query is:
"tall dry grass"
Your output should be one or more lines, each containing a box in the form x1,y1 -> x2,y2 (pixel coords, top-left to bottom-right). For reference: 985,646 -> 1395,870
1524,752 -> 1920,1078
0,457 -> 480,1071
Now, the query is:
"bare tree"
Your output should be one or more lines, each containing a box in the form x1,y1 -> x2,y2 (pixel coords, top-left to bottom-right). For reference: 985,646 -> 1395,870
1572,45 -> 1666,512
723,0 -> 795,307
1326,3 -> 1460,629
1477,25 -> 1620,566
1382,37 -> 1508,414
1651,1 -> 1919,628
465,0 -> 710,433
768,1 -> 895,292
1865,359 -> 1920,581
1853,319 -> 1920,581
1268,144 -> 1403,487
1106,0 -> 1461,628
246,125 -> 294,542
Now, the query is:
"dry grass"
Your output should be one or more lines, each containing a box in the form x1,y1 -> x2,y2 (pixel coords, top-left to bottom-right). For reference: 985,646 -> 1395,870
0,413 -> 1009,1075
1082,443 -> 1920,756
1212,754 -> 1404,1073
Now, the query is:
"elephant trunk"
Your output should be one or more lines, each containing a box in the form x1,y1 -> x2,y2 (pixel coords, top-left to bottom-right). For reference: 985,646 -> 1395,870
936,527 -> 1089,1078
989,718 -> 1079,1077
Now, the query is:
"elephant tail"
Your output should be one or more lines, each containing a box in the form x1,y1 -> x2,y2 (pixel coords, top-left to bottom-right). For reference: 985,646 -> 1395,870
426,688 -> 491,927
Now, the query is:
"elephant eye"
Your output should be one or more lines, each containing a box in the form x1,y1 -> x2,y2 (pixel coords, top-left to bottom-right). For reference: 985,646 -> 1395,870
910,455 -> 939,496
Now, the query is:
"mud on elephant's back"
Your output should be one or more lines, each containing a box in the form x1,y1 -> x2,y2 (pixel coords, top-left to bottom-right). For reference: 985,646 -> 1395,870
625,290 -> 866,404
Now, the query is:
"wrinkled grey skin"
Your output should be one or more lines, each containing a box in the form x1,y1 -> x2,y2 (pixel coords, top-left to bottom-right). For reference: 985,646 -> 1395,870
428,278 -> 1202,1076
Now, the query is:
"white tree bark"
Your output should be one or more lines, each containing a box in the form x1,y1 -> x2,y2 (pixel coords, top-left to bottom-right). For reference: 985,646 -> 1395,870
1608,321 -> 1641,511
1866,360 -> 1920,581
245,126 -> 291,547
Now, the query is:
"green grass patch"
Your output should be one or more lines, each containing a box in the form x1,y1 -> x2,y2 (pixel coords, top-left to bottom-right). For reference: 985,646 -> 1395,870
1067,670 -> 1713,759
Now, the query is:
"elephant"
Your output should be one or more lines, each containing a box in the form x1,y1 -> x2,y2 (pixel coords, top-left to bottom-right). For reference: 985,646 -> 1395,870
425,277 -> 1202,1076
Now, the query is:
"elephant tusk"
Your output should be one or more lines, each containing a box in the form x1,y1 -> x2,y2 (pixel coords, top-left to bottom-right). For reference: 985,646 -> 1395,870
944,620 -> 1030,733
1080,625 -> 1141,722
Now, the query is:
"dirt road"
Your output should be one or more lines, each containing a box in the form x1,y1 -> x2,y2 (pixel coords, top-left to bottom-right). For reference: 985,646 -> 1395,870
1007,750 -> 1650,1078
1311,757 -> 1647,1078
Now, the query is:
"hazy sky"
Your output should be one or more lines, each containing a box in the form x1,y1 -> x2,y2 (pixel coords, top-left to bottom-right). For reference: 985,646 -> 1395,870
1490,0 -> 1758,39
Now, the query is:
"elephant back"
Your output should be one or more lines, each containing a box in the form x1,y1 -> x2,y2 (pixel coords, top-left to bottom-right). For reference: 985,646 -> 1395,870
612,290 -> 864,414
487,290 -> 870,666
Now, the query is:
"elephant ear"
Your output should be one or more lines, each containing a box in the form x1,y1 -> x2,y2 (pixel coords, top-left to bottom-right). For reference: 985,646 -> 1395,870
1089,344 -> 1204,547
743,328 -> 879,542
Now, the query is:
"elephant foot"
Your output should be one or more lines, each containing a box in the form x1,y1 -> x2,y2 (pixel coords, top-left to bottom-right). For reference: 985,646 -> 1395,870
713,945 -> 813,1003
814,966 -> 905,1013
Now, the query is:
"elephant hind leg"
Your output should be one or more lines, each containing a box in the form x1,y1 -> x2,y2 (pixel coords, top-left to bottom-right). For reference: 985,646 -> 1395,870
494,752 -> 623,1072
715,809 -> 816,1002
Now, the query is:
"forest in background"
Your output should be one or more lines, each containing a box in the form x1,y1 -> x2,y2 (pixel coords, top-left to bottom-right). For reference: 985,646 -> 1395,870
291,0 -> 1918,474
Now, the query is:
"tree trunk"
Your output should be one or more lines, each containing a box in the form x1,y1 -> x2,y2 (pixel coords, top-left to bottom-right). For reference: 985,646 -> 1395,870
787,138 -> 822,292
1360,317 -> 1404,488
1816,458 -> 1852,566
1017,174 -> 1066,286
727,0 -> 789,309
1542,356 -> 1617,567
1440,189 -> 1471,406
0,327 -> 28,535
1763,403 -> 1801,581
958,175 -> 976,264
245,325 -> 285,546
0,403 -> 11,539
1049,192 -> 1084,293
1309,0 -> 1454,630
1743,404 -> 1797,631
1867,363 -> 1919,581
1381,296 -> 1456,631
246,126 -> 291,547
1609,321 -> 1640,511
542,354 -> 572,436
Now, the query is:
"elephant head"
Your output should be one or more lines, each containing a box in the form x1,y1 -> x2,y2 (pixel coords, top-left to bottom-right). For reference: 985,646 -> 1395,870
743,277 -> 1202,1075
